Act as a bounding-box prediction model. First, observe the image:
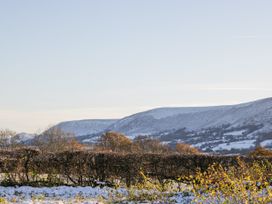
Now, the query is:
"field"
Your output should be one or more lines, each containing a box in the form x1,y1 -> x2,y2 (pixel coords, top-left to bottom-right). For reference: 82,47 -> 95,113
0,185 -> 194,203
0,149 -> 271,203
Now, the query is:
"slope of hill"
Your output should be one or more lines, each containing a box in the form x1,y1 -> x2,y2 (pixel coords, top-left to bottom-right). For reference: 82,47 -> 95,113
108,98 -> 272,135
52,98 -> 272,153
55,119 -> 118,136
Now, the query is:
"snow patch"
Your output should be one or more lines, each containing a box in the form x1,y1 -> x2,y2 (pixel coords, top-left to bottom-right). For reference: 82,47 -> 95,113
0,186 -> 191,204
224,130 -> 246,136
260,139 -> 272,147
213,140 -> 256,151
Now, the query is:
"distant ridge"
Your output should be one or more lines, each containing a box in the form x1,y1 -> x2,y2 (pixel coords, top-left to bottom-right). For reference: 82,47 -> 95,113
53,97 -> 272,153
55,119 -> 118,136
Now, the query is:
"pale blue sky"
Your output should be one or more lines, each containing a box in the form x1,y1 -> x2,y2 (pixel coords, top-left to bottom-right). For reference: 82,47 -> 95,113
0,0 -> 272,132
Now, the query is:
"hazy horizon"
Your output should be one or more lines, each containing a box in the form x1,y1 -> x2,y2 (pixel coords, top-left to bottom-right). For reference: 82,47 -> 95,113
1,1 -> 272,133
2,96 -> 272,134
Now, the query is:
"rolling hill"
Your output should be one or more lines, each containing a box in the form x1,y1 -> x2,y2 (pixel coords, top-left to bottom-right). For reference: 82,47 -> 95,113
53,98 -> 272,153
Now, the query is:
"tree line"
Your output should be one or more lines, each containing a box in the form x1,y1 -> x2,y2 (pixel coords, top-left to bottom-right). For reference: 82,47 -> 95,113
0,127 -> 271,156
0,127 -> 200,154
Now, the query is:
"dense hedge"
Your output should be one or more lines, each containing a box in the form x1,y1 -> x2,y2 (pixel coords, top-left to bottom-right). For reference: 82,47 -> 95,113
0,148 -> 271,186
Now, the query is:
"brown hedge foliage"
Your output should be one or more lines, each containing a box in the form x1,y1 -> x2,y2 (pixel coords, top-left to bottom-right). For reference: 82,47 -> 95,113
249,146 -> 272,157
0,148 -> 271,187
95,131 -> 133,153
94,132 -> 199,154
175,143 -> 200,154
132,136 -> 172,154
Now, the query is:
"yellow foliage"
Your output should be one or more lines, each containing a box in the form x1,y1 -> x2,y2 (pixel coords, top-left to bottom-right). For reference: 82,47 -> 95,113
249,146 -> 272,157
0,198 -> 7,204
183,158 -> 272,203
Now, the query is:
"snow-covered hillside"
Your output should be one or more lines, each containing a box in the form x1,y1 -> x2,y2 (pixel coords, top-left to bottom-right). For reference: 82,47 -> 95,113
15,132 -> 36,142
109,97 -> 272,136
54,119 -> 118,136
52,98 -> 272,153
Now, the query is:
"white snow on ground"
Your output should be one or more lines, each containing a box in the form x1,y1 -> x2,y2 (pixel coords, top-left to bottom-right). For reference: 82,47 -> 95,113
223,130 -> 246,136
16,133 -> 36,142
193,140 -> 221,147
175,139 -> 185,143
213,140 -> 256,151
82,138 -> 96,143
0,186 -> 191,204
0,184 -> 270,203
0,186 -> 108,203
161,141 -> 171,145
260,139 -> 272,147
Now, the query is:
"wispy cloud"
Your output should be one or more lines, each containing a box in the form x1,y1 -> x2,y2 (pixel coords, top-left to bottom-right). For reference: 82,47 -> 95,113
174,84 -> 272,92
232,34 -> 271,39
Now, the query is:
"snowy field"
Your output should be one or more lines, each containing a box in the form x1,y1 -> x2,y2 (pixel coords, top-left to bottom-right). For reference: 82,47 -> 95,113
0,186 -> 192,204
260,139 -> 272,147
212,139 -> 256,151
0,186 -> 108,204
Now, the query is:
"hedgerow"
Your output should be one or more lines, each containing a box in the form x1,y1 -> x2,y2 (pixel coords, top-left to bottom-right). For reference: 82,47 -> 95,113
0,148 -> 271,187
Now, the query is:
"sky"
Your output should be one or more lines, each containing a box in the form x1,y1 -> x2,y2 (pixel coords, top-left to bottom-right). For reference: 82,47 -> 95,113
0,0 -> 272,133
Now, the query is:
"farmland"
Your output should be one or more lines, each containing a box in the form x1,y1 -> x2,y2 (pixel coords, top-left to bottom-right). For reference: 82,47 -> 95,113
0,148 -> 271,203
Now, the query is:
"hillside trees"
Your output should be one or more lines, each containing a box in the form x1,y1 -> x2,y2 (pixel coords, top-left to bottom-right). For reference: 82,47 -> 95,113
95,131 -> 199,154
0,129 -> 20,149
248,146 -> 272,157
96,131 -> 132,153
175,143 -> 200,154
133,136 -> 171,154
95,132 -> 172,153
0,125 -> 200,154
33,127 -> 84,152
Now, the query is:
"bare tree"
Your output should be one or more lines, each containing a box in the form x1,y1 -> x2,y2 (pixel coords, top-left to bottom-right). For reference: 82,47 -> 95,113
0,129 -> 19,149
133,136 -> 171,154
33,127 -> 84,152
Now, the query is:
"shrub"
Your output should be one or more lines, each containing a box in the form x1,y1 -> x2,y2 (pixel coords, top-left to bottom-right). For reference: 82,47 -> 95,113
0,149 -> 271,188
0,129 -> 20,149
132,136 -> 172,154
66,138 -> 85,151
249,146 -> 272,157
186,158 -> 272,203
175,143 -> 200,154
33,127 -> 83,153
95,131 -> 132,153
